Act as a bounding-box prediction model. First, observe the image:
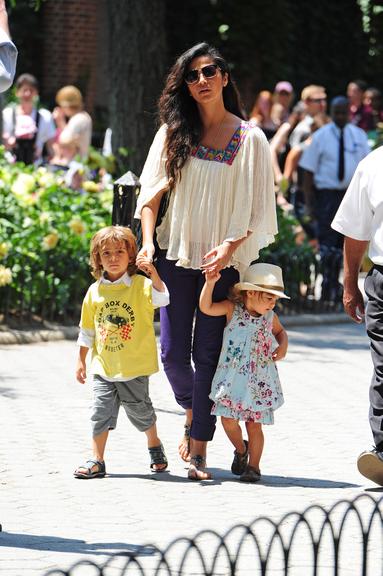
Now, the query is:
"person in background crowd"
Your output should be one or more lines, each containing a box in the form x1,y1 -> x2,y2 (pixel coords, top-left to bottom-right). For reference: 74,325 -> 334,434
271,81 -> 294,128
249,90 -> 278,140
134,42 -> 277,481
289,85 -> 327,149
363,87 -> 383,132
331,145 -> 383,487
270,100 -> 306,198
279,112 -> 329,240
54,85 -> 92,159
347,79 -> 374,131
0,0 -> 17,92
48,132 -> 85,190
2,73 -> 55,165
299,96 -> 370,302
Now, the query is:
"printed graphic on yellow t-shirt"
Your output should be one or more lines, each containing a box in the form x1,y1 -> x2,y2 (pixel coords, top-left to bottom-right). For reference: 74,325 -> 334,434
97,300 -> 135,353
80,276 -> 159,378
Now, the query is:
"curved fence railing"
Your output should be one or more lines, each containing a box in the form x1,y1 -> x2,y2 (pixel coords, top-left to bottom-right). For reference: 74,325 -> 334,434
44,493 -> 383,575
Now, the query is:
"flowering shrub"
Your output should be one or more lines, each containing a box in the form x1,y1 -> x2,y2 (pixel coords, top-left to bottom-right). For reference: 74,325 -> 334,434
0,154 -> 113,323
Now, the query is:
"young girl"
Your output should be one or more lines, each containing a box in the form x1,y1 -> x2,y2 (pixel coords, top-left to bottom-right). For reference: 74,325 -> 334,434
199,262 -> 289,482
74,226 -> 169,479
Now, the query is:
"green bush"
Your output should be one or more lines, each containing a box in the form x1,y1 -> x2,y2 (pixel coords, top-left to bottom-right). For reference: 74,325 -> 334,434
0,155 -> 112,323
0,154 -> 317,323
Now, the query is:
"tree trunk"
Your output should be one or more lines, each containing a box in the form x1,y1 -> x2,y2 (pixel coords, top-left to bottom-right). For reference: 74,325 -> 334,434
107,0 -> 167,177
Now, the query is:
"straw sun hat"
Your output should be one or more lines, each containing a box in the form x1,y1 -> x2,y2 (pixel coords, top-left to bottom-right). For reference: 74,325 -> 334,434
234,263 -> 290,299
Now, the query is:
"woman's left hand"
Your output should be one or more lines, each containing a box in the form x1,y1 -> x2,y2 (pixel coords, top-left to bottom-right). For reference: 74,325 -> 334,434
201,242 -> 233,273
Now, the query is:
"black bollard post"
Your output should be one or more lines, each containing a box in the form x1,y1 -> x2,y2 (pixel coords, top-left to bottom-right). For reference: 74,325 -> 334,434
112,171 -> 141,229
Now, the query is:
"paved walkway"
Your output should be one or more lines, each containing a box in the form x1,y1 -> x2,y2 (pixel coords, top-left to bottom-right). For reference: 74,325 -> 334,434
0,320 -> 382,575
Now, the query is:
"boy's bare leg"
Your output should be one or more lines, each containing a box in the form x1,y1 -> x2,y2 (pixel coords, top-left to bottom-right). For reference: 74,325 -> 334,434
75,430 -> 109,475
145,423 -> 167,471
179,408 -> 192,462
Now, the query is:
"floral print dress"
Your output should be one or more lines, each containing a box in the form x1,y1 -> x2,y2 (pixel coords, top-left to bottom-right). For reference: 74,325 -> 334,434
209,304 -> 284,424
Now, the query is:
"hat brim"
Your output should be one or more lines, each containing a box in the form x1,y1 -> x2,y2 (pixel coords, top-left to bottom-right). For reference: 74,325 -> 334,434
234,282 -> 290,299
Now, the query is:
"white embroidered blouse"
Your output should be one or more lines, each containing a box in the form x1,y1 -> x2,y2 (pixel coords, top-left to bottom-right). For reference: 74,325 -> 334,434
134,121 -> 277,274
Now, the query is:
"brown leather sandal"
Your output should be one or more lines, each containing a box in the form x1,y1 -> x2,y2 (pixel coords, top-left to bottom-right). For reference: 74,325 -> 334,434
188,455 -> 212,481
240,465 -> 261,483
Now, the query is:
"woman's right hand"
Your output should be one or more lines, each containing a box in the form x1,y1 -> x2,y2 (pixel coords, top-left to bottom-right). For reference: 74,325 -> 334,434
136,242 -> 156,265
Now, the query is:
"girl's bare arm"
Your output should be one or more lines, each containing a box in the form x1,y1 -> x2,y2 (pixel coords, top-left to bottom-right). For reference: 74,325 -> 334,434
272,313 -> 288,361
199,271 -> 234,319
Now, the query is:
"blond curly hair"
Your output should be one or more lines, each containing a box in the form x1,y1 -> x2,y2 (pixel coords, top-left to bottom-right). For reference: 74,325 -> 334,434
90,226 -> 137,279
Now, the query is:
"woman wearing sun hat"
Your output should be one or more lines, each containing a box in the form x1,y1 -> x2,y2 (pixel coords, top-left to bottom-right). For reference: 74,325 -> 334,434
200,263 -> 289,482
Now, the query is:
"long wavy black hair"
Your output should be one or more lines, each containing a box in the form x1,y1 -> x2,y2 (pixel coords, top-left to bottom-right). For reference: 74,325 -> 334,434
158,42 -> 246,191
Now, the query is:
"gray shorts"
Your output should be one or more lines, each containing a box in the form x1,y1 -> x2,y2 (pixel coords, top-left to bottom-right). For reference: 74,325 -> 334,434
91,374 -> 156,437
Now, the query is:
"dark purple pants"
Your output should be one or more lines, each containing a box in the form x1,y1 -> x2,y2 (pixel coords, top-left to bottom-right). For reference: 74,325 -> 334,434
156,255 -> 239,441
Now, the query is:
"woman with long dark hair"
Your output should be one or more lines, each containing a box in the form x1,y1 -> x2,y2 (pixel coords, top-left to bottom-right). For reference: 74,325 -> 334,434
135,42 -> 277,480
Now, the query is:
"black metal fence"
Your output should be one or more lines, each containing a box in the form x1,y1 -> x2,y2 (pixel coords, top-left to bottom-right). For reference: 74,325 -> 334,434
44,494 -> 383,575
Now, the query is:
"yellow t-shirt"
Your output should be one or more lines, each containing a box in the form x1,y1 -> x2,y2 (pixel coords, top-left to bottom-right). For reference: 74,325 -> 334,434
79,274 -> 158,378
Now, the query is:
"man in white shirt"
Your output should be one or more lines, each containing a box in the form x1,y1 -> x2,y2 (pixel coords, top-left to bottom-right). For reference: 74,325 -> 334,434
299,96 -> 370,301
2,73 -> 56,164
0,0 -> 17,93
332,146 -> 383,486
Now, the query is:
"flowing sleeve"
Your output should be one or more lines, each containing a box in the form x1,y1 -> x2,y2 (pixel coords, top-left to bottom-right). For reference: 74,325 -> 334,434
134,124 -> 169,219
225,126 -> 277,265
0,30 -> 17,93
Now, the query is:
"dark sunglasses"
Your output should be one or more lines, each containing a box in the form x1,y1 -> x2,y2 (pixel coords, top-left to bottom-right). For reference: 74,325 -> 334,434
309,97 -> 327,103
184,64 -> 219,85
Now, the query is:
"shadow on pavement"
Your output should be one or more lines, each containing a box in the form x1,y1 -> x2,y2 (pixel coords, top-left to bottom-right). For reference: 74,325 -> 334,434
0,532 -> 156,556
105,470 -> 360,489
257,474 -> 360,488
0,386 -> 17,398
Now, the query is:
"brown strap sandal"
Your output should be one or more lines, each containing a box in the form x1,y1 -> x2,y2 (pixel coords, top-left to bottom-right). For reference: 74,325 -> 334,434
231,439 -> 249,475
188,455 -> 212,481
148,443 -> 168,472
240,465 -> 261,483
178,424 -> 191,462
74,459 -> 106,479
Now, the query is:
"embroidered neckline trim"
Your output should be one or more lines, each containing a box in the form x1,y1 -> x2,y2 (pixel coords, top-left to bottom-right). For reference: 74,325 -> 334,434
191,120 -> 254,165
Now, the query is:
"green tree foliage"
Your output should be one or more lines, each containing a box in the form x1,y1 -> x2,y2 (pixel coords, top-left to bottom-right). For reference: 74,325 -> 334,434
7,0 -> 44,85
364,0 -> 383,85
166,0 -> 370,111
286,0 -> 368,97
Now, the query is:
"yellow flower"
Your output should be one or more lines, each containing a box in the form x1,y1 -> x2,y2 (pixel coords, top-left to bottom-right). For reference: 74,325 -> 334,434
11,173 -> 36,197
0,242 -> 10,259
22,217 -> 33,228
38,172 -> 56,188
39,212 -> 52,224
0,265 -> 12,286
42,232 -> 59,251
69,218 -> 86,235
82,180 -> 100,193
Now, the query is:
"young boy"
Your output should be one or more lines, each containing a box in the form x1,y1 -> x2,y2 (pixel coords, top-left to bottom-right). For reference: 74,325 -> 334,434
74,225 -> 169,479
